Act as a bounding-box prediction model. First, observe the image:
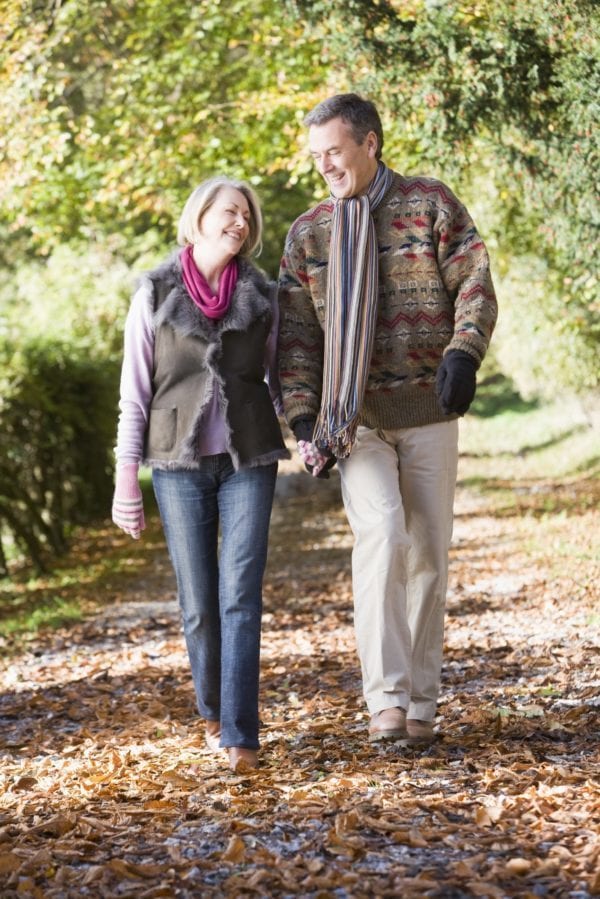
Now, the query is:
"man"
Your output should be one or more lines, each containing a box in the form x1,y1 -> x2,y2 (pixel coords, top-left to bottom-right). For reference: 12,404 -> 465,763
278,93 -> 497,745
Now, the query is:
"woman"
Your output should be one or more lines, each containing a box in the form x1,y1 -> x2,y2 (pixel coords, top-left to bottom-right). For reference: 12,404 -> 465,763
112,176 -> 289,771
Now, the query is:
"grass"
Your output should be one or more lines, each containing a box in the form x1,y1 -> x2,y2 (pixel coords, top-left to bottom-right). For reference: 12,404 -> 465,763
0,595 -> 84,636
457,370 -> 599,588
0,550 -> 132,642
461,382 -> 599,480
0,481 -> 161,646
456,361 -> 599,535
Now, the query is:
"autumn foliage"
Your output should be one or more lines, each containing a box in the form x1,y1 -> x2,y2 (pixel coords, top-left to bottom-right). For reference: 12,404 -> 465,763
0,446 -> 598,897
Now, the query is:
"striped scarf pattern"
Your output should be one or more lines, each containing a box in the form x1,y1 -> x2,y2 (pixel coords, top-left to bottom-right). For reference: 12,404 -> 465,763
313,162 -> 395,458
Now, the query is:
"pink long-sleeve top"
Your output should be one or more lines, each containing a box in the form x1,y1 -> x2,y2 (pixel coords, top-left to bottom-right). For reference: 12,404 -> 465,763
115,282 -> 283,465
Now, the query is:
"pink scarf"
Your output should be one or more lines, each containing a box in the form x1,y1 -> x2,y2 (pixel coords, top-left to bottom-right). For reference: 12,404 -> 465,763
180,245 -> 238,319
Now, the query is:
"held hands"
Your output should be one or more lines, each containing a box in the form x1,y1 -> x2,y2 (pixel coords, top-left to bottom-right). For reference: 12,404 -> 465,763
292,418 -> 337,479
435,350 -> 478,416
112,462 -> 145,539
297,439 -> 336,478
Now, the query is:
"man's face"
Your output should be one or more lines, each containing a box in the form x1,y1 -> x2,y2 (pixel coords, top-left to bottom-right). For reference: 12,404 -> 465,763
308,117 -> 379,199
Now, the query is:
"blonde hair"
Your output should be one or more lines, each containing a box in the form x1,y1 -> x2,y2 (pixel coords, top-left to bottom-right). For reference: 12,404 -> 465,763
177,176 -> 263,256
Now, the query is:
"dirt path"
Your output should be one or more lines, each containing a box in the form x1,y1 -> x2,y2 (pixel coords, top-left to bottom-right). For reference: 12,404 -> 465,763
0,460 -> 598,898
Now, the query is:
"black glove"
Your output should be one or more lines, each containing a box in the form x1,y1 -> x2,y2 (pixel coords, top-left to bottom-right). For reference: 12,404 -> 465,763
291,417 -> 316,445
435,350 -> 478,416
291,417 -> 337,479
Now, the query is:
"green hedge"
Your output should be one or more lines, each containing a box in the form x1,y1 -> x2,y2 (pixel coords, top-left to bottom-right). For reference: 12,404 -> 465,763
0,336 -> 119,574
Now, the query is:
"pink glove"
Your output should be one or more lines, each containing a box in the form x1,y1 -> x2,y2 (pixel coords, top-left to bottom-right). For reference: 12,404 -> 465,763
297,439 -> 329,478
112,463 -> 145,539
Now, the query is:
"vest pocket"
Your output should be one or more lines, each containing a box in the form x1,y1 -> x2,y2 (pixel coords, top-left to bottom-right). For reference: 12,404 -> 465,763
147,407 -> 177,453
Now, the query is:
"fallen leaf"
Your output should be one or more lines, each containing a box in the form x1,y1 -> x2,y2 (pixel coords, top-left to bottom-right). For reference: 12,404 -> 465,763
221,835 -> 246,863
506,857 -> 533,875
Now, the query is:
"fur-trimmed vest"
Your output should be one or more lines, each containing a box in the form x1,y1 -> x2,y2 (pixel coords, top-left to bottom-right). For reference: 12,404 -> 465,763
142,253 -> 289,471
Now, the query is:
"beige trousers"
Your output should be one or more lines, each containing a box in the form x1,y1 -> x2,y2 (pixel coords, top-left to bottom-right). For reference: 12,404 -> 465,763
337,420 -> 459,721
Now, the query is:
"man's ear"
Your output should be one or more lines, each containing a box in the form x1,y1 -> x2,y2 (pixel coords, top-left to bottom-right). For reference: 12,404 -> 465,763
366,130 -> 378,158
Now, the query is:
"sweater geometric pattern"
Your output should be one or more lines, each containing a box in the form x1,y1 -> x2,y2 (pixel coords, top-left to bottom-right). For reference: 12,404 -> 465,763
278,173 -> 498,432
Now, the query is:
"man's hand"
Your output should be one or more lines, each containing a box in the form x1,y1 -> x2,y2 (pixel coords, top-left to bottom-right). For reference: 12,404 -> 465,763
435,350 -> 478,416
112,463 -> 145,539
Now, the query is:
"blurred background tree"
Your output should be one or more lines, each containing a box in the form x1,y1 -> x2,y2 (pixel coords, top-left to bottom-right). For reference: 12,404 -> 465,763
0,0 -> 598,572
0,0 -> 325,273
289,0 -> 599,399
0,0 -> 325,570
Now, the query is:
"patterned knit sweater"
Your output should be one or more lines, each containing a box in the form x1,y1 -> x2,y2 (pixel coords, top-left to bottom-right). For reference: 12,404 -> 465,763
278,172 -> 498,431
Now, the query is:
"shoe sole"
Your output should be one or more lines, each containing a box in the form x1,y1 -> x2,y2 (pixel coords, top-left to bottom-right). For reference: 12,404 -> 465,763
368,730 -> 410,744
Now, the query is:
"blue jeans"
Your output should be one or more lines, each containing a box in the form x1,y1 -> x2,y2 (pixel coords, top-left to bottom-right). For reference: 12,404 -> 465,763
152,456 -> 277,749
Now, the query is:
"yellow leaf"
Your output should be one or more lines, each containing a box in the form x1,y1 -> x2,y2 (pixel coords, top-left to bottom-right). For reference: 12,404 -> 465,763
335,810 -> 359,835
222,835 -> 246,863
467,881 -> 506,898
408,828 -> 428,848
475,806 -> 494,826
143,799 -> 178,811
361,813 -> 410,833
17,877 -> 44,897
506,858 -> 532,875
161,770 -> 199,788
485,803 -> 503,823
453,860 -> 475,876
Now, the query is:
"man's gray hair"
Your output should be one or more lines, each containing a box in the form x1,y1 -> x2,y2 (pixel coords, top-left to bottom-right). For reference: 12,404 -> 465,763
304,93 -> 384,160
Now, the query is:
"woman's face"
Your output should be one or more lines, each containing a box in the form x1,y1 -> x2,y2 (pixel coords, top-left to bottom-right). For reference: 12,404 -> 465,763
197,187 -> 251,258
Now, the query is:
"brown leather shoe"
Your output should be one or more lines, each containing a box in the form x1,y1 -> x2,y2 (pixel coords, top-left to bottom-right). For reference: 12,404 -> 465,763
406,718 -> 435,744
368,707 -> 408,742
228,747 -> 259,772
205,720 -> 221,752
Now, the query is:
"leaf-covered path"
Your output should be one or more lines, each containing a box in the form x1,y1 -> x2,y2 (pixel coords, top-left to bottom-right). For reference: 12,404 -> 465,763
1,456 -> 598,898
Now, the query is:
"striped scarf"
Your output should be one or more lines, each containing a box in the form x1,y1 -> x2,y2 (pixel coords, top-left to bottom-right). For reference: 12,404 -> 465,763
313,162 -> 394,458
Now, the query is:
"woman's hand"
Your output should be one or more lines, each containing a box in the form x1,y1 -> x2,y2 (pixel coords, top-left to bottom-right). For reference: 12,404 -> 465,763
297,439 -> 337,479
292,417 -> 337,478
112,463 -> 145,539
